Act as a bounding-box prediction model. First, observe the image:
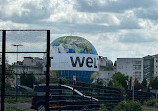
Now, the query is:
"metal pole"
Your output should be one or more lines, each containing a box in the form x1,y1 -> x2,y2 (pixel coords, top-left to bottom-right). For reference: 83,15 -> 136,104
46,30 -> 50,111
1,30 -> 6,111
90,84 -> 92,104
128,76 -> 130,90
16,46 -> 18,102
59,79 -> 61,111
156,90 -> 158,101
12,44 -> 23,102
17,46 -> 18,62
133,84 -> 134,101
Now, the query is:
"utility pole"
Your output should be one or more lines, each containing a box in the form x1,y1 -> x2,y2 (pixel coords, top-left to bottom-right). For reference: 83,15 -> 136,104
12,44 -> 23,102
132,77 -> 135,101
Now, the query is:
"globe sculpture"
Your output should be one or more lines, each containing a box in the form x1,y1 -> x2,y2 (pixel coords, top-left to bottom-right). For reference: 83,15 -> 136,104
50,36 -> 99,83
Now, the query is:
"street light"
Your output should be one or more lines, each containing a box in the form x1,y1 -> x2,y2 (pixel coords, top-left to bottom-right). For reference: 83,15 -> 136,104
12,44 -> 23,102
13,44 -> 23,62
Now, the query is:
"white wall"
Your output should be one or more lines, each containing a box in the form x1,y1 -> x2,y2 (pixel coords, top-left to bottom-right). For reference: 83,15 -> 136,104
117,58 -> 143,82
154,57 -> 158,77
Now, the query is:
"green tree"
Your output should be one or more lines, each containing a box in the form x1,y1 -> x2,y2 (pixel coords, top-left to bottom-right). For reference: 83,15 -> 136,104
0,64 -> 15,80
141,78 -> 147,88
112,80 -> 122,89
150,77 -> 158,89
110,72 -> 128,90
20,72 -> 37,88
94,78 -> 104,86
0,64 -> 15,89
108,80 -> 113,87
140,78 -> 147,91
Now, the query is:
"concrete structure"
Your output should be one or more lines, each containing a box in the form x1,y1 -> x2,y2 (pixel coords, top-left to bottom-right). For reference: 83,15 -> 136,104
143,55 -> 154,79
116,58 -> 143,82
94,56 -> 115,85
152,54 -> 158,77
0,54 -> 1,64
13,57 -> 44,80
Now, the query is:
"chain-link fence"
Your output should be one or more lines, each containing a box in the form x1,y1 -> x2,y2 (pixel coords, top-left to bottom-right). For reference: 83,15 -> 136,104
0,30 -> 50,111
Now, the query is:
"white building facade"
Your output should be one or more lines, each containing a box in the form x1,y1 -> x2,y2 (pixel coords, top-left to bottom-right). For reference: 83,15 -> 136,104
94,56 -> 115,85
116,58 -> 143,82
13,57 -> 44,80
153,55 -> 158,77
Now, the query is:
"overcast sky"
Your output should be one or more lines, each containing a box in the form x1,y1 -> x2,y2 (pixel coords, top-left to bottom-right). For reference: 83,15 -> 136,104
1,0 -> 158,63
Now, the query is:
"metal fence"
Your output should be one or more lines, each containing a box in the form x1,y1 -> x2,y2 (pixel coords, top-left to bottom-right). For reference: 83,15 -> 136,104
32,78 -> 156,111
126,90 -> 156,104
0,30 -> 50,111
31,78 -> 122,111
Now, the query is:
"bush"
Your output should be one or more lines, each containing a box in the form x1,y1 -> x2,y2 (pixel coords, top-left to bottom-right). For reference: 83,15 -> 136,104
99,104 -> 107,111
113,101 -> 142,111
155,103 -> 158,108
146,98 -> 157,106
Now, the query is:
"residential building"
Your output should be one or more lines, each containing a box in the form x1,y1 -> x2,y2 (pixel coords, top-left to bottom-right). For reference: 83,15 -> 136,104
143,55 -> 154,79
116,58 -> 143,82
13,57 -> 44,81
152,54 -> 158,77
94,56 -> 115,85
0,54 -> 1,64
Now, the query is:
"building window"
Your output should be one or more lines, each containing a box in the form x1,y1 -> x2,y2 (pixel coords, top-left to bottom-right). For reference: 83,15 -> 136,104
134,61 -> 141,64
133,65 -> 141,70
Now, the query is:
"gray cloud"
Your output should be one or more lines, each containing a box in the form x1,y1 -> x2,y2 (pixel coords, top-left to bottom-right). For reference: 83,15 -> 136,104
119,13 -> 141,29
135,8 -> 158,20
33,13 -> 141,34
75,0 -> 155,13
119,32 -> 158,43
0,0 -> 52,24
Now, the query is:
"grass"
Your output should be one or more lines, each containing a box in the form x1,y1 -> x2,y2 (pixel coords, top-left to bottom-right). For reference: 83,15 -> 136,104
142,105 -> 158,111
5,97 -> 31,104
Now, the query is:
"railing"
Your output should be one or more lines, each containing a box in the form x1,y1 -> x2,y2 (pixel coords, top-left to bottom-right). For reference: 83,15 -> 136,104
126,90 -> 156,104
37,78 -> 124,110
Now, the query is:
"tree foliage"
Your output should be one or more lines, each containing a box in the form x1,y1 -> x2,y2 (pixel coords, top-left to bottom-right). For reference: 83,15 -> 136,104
109,72 -> 128,90
94,78 -> 104,86
0,64 -> 15,80
113,101 -> 142,111
20,72 -> 37,88
0,64 -> 15,89
150,77 -> 158,89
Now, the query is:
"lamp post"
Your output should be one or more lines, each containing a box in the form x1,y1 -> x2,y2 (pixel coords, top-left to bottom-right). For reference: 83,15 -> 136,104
13,44 -> 23,102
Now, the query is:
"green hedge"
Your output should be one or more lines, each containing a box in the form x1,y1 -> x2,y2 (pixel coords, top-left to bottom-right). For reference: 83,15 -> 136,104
145,98 -> 157,106
113,101 -> 142,111
99,104 -> 107,111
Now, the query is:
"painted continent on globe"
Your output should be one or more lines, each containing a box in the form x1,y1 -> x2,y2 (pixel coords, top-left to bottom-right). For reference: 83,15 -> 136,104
51,36 -> 98,55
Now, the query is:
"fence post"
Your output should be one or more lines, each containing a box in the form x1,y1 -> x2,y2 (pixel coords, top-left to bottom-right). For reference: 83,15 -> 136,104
73,79 -> 75,109
133,86 -> 134,101
59,78 -> 62,111
104,86 -> 106,105
1,30 -> 6,111
46,30 -> 50,111
91,84 -> 93,104
82,83 -> 85,101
